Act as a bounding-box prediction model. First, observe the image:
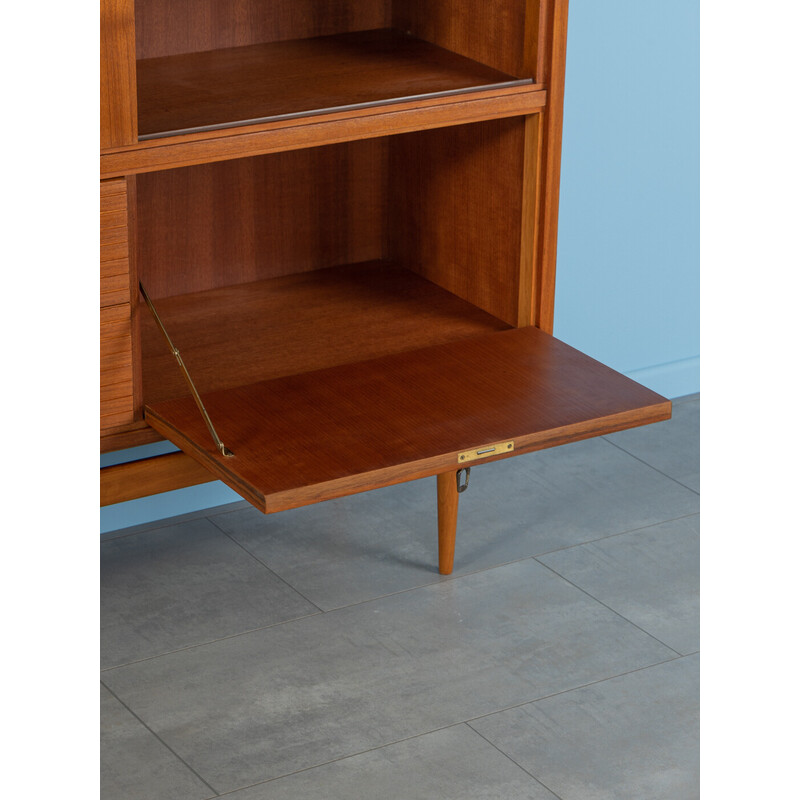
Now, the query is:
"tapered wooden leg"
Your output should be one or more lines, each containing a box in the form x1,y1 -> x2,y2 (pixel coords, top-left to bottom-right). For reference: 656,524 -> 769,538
437,471 -> 459,575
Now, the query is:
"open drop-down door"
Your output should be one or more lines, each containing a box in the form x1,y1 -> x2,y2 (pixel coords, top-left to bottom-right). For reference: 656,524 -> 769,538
144,326 -> 671,514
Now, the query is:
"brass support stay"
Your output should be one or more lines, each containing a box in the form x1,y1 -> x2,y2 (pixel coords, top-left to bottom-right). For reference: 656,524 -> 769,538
138,282 -> 234,457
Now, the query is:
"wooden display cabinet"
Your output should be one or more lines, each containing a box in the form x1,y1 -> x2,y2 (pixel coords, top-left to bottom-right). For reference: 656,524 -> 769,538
100,0 -> 671,574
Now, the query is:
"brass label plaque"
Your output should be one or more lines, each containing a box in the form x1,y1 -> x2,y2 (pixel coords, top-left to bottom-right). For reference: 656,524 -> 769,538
458,441 -> 515,464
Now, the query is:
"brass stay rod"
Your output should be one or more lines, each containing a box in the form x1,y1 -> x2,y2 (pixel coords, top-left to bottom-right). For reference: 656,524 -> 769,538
138,282 -> 234,457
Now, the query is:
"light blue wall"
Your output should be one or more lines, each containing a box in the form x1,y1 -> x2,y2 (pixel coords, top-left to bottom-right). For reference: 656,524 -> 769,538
553,0 -> 699,397
101,1 -> 700,533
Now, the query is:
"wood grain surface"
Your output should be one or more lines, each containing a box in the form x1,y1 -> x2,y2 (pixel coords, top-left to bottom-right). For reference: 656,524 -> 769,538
101,420 -> 164,454
393,0 -> 533,77
100,179 -> 135,431
437,471 -> 460,575
532,0 -> 569,332
139,262 -> 511,404
135,0 -> 392,59
137,29 -> 525,138
101,0 -> 137,147
389,117 -> 526,326
136,140 -> 386,299
101,452 -> 214,505
101,87 -> 546,177
100,0 -> 616,535
145,326 -> 671,513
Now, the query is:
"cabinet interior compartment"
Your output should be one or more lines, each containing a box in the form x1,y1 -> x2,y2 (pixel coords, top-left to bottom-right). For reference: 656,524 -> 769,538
133,0 -> 540,138
135,114 -> 671,514
136,117 -> 528,406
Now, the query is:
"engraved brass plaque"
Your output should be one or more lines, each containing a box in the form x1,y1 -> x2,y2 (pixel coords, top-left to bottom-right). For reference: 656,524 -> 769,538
458,441 -> 515,464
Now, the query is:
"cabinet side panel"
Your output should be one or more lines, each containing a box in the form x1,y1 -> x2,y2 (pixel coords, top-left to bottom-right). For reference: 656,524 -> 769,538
101,0 -> 138,147
533,0 -> 569,332
388,119 -> 526,327
392,0 -> 536,77
136,141 -> 387,299
136,0 -> 392,59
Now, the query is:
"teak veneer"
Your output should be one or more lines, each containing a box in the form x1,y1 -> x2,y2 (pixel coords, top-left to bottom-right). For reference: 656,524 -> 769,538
144,327 -> 670,514
139,263 -> 512,405
138,29 -> 530,139
100,0 -> 672,574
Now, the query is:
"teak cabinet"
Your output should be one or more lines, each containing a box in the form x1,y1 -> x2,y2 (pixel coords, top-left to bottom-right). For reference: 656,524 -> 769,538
100,0 -> 671,573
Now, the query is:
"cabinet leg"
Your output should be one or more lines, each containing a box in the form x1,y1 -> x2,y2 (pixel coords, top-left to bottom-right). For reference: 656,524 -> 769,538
437,471 -> 459,575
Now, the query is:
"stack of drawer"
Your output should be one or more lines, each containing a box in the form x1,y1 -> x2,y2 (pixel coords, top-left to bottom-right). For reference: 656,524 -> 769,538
100,179 -> 134,432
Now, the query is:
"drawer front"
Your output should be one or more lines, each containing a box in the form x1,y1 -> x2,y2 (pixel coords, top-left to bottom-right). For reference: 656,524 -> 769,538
100,180 -> 129,264
101,303 -> 134,430
101,258 -> 130,307
100,179 -> 135,431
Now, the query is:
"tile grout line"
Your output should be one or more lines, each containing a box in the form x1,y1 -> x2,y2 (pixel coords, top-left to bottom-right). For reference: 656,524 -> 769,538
211,656 -> 693,796
602,436 -> 699,496
99,608 -> 325,672
102,511 -> 699,672
206,515 -> 325,614
208,723 -> 471,797
100,556 -> 539,671
314,509 -> 693,611
466,724 -> 566,799
533,557 -> 685,657
261,506 -> 700,615
318,556 -> 555,612
101,680 -> 221,797
463,653 -> 693,727
530,511 -> 700,560
101,559 -> 536,672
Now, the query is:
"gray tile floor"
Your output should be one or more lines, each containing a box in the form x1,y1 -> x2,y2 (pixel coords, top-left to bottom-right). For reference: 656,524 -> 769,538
101,393 -> 699,799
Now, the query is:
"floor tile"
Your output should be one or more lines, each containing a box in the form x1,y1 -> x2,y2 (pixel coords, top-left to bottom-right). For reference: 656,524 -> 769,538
471,654 -> 699,800
101,685 -> 213,800
215,437 -> 699,610
102,559 -> 673,793
223,725 -> 558,799
212,478 -> 443,611
606,396 -> 699,492
539,515 -> 699,654
101,518 -> 319,668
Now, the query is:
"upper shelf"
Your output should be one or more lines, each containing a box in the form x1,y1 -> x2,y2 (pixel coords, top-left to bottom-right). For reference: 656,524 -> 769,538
137,28 -> 532,139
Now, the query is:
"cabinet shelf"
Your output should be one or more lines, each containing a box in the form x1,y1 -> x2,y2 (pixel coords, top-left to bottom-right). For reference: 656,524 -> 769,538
137,28 -> 531,139
141,261 -> 512,405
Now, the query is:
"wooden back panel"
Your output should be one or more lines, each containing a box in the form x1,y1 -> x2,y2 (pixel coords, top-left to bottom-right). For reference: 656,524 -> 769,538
392,0 -> 537,78
135,0 -> 392,59
136,139 -> 387,298
389,118 -> 527,327
138,120 -> 529,322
